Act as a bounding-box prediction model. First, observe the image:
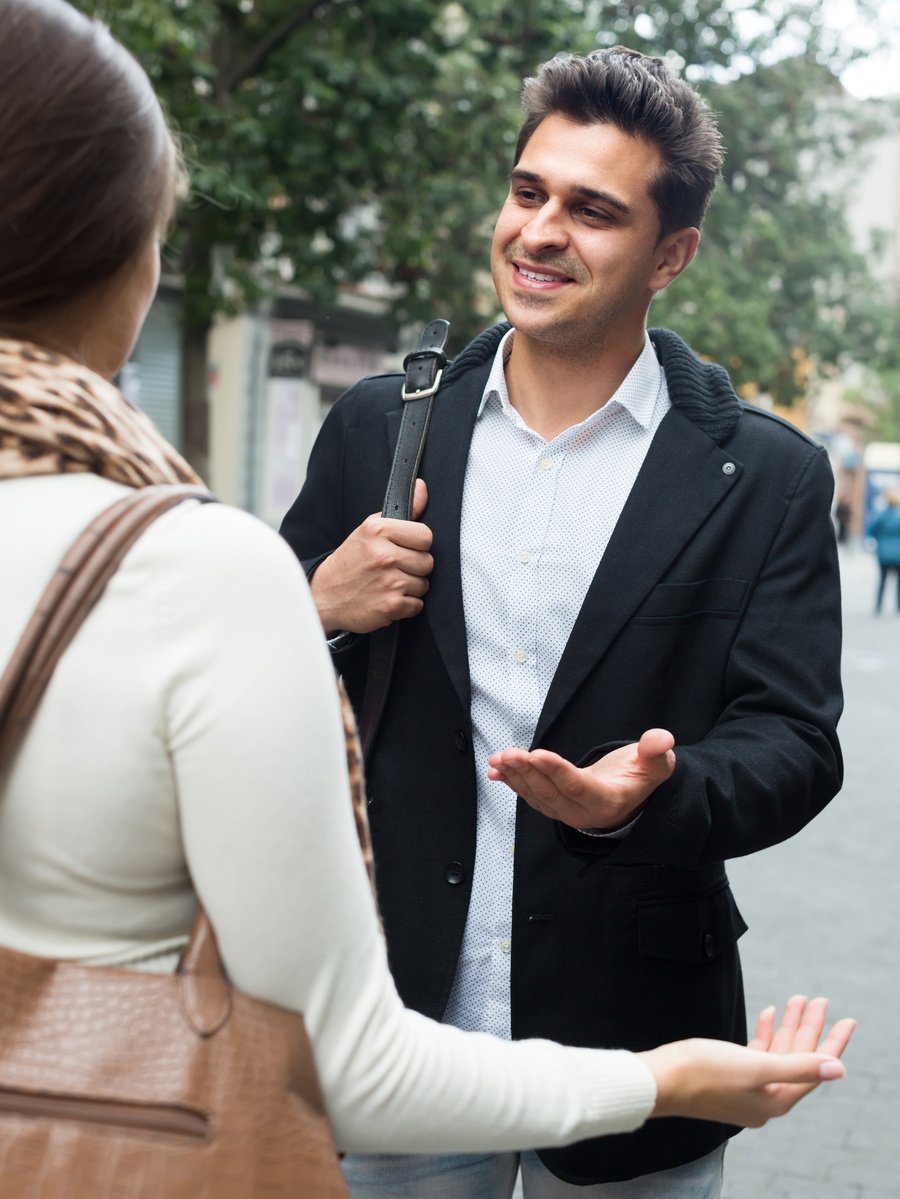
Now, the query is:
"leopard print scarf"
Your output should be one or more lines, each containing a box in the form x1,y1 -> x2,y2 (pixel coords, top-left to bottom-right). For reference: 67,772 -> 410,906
0,338 -> 201,487
0,337 -> 379,904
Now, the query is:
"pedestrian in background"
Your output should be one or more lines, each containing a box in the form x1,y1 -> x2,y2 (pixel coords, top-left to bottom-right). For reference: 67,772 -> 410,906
871,490 -> 900,613
282,46 -> 845,1199
835,495 -> 853,544
0,2 -> 855,1186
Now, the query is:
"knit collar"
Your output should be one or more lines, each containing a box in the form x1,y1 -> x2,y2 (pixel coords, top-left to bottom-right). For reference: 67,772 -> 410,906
444,322 -> 741,447
0,339 -> 201,487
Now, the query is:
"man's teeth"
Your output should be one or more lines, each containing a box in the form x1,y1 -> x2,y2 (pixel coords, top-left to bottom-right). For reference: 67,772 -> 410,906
520,267 -> 563,282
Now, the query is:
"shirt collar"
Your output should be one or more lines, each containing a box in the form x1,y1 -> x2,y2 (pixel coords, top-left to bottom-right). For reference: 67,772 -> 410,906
478,328 -> 663,432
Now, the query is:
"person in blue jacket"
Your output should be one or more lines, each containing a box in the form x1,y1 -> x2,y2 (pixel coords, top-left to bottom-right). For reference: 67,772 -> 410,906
871,490 -> 900,613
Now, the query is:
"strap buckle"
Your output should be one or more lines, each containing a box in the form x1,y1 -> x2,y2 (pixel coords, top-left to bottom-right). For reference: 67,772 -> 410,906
401,362 -> 445,401
400,318 -> 450,401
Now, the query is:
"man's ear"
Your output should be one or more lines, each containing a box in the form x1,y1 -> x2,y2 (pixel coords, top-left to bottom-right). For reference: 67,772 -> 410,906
649,227 -> 700,293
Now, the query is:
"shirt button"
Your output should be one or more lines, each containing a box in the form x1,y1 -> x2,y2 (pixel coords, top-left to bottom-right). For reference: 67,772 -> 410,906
514,649 -> 528,664
540,458 -> 555,471
722,462 -> 736,475
499,939 -> 511,954
445,862 -> 466,886
517,549 -> 532,564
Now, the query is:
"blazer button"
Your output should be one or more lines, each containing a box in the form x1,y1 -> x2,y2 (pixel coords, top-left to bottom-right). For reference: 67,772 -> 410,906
445,862 -> 466,886
703,933 -> 715,959
454,729 -> 468,752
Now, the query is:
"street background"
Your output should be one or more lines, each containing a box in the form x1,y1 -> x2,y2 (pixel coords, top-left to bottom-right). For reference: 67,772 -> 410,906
723,541 -> 899,1198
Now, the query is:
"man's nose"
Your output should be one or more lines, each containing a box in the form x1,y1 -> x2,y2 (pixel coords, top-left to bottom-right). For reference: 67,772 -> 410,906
520,202 -> 568,252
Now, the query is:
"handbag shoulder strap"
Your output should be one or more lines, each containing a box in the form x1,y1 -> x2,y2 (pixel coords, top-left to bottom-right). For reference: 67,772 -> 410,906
0,483 -> 214,769
358,319 -> 449,761
0,483 -> 228,1018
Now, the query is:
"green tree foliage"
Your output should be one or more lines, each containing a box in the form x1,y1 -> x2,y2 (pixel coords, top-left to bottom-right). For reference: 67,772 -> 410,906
69,0 -> 894,447
844,292 -> 900,441
653,56 -> 884,404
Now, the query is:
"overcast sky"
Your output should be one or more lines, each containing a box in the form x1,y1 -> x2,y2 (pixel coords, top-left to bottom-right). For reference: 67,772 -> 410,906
830,0 -> 900,97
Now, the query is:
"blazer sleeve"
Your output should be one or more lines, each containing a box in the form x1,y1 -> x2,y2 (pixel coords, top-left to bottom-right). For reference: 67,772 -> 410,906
279,384 -> 370,671
578,446 -> 843,868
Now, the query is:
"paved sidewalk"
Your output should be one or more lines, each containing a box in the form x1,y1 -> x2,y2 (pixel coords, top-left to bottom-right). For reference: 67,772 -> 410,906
722,543 -> 900,1198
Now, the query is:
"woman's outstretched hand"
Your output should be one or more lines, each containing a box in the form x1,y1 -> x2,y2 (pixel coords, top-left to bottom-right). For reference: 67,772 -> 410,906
641,995 -> 856,1128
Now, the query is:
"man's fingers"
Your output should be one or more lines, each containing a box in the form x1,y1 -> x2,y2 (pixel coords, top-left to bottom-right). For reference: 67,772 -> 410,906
381,522 -> 433,555
489,759 -> 559,804
411,477 -> 428,521
636,728 -> 675,769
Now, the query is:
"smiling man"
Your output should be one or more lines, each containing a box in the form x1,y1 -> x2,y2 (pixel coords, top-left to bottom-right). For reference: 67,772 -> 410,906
281,47 -> 843,1199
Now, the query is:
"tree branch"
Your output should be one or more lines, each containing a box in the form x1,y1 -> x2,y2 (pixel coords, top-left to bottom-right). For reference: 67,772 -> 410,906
225,0 -> 334,94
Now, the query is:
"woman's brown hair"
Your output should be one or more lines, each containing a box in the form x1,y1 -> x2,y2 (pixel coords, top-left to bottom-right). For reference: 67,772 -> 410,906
0,0 -> 178,329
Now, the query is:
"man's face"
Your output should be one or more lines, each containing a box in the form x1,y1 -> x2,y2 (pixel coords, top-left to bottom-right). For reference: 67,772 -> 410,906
491,115 -> 682,355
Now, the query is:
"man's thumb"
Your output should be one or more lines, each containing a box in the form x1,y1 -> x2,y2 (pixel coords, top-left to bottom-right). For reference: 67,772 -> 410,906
637,728 -> 676,773
412,477 -> 428,520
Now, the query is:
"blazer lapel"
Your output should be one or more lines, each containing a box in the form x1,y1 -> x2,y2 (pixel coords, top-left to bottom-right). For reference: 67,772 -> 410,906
533,405 -> 743,745
384,362 -> 491,714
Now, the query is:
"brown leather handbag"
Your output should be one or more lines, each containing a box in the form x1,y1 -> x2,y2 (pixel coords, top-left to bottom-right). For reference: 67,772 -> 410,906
0,485 -> 350,1197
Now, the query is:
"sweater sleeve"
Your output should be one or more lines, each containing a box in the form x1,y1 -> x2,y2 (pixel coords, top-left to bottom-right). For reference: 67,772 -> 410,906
154,502 -> 656,1153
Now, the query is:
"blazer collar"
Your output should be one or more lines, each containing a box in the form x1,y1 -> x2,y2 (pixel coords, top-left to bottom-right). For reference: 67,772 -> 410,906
443,321 -> 742,446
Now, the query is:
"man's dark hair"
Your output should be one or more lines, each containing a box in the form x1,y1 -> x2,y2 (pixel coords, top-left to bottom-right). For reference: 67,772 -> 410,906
515,47 -> 724,235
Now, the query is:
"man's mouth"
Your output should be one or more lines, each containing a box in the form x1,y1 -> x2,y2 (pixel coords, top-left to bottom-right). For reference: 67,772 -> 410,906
511,260 -> 574,290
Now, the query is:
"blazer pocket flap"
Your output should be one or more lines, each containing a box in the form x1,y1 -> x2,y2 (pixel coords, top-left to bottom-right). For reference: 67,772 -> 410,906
638,885 -> 748,963
636,577 -> 747,621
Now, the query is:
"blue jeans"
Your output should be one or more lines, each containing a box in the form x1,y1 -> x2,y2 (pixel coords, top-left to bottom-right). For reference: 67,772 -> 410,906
343,1145 -> 725,1198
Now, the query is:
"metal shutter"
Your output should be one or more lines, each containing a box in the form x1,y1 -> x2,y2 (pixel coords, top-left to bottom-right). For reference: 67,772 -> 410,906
126,290 -> 183,449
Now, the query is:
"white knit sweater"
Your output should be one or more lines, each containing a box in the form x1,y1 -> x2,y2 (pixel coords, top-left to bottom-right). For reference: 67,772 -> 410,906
0,471 -> 655,1153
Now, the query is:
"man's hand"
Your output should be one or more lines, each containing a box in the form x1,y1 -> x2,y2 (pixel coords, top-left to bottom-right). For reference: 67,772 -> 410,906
310,479 -> 433,636
486,728 -> 675,831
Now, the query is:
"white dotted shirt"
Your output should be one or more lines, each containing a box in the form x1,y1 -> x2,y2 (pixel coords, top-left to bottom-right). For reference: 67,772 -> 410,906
442,328 -> 671,1038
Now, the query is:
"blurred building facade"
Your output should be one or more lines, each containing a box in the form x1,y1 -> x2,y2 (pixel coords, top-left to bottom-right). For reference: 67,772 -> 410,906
207,291 -> 396,522
809,96 -> 900,536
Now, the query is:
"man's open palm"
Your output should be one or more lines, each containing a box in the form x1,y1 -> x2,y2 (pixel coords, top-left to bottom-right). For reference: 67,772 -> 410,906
487,728 -> 675,831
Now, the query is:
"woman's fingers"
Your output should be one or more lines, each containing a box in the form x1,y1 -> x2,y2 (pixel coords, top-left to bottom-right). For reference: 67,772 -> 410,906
768,994 -> 808,1053
818,1017 -> 857,1060
642,1033 -> 851,1127
781,996 -> 830,1055
748,1005 -> 776,1051
753,997 -> 855,1062
757,1050 -> 846,1087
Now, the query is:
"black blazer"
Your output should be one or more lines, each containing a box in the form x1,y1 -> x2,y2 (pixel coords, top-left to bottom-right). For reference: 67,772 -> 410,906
281,325 -> 843,1185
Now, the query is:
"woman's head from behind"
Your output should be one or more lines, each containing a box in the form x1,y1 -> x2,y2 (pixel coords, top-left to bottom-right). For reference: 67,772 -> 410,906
0,0 -> 180,374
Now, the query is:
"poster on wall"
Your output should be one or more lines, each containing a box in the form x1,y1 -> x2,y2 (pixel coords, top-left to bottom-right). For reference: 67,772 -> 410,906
261,333 -> 312,528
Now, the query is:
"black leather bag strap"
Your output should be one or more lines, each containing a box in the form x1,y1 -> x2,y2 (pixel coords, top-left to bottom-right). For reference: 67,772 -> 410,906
358,319 -> 449,761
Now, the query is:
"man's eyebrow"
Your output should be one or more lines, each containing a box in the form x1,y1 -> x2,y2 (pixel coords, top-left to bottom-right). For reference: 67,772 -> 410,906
509,169 -> 633,216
